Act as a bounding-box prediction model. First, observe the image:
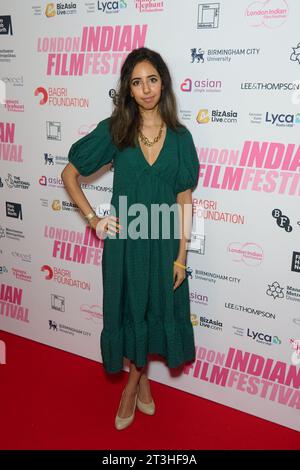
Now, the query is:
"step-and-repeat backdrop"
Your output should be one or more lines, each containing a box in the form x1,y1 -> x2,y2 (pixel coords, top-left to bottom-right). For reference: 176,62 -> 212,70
1,0 -> 299,432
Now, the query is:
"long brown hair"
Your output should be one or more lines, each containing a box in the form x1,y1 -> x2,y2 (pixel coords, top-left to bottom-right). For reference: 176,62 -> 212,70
109,47 -> 186,150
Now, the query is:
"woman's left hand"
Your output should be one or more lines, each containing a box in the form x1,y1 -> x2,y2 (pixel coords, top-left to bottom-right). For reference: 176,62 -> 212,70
173,262 -> 186,291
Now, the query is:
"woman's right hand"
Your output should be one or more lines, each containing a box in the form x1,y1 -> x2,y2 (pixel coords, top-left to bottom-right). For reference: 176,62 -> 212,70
90,215 -> 122,239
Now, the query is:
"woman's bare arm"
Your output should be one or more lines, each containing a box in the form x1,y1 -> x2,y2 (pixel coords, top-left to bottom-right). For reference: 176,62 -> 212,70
61,163 -> 121,235
61,162 -> 96,218
176,188 -> 193,264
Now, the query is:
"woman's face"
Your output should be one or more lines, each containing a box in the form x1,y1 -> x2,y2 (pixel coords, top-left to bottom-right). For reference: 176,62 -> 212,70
129,60 -> 163,112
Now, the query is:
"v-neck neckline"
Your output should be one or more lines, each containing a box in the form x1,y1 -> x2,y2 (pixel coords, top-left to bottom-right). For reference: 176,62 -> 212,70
138,125 -> 169,168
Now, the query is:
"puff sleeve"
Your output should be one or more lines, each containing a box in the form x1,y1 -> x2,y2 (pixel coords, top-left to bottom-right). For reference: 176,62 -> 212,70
67,117 -> 118,176
175,127 -> 200,194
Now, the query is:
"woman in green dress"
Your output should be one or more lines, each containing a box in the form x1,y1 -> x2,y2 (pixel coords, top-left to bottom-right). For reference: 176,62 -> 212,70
61,47 -> 200,430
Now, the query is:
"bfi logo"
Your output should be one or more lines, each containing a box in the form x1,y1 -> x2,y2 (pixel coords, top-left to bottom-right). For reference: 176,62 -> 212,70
0,340 -> 6,364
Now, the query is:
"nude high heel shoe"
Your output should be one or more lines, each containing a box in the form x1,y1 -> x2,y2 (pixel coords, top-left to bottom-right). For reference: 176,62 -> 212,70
136,384 -> 156,416
114,388 -> 138,431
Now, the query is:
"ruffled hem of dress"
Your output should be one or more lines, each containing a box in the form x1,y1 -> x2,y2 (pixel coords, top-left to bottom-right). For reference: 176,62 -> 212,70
100,318 -> 196,374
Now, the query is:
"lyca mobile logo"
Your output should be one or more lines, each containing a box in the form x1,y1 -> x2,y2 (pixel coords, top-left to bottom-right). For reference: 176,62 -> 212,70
247,328 -> 281,345
98,1 -> 127,13
265,111 -> 300,126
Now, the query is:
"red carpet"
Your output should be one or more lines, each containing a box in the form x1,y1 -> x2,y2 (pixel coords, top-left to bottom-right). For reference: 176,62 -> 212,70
0,330 -> 299,450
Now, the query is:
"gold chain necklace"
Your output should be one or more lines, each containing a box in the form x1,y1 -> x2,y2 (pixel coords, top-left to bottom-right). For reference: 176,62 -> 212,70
139,121 -> 164,147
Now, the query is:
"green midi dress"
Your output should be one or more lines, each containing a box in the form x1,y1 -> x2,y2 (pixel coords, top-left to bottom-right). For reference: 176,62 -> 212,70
68,117 -> 200,373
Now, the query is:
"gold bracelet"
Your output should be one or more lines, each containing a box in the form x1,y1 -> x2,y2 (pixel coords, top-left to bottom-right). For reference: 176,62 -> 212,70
83,211 -> 97,222
174,261 -> 187,269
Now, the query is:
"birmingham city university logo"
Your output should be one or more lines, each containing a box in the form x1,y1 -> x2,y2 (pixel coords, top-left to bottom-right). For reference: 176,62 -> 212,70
290,43 -> 300,64
49,320 -> 58,331
191,48 -> 205,63
44,153 -> 55,165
